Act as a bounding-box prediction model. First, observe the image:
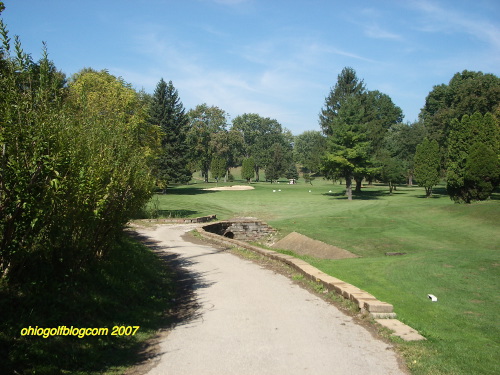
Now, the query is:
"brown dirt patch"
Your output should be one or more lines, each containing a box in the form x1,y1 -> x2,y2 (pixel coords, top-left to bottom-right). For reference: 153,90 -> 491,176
272,232 -> 358,260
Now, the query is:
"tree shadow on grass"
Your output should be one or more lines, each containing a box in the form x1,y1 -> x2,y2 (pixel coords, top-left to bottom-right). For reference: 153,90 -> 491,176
156,209 -> 199,218
0,230 -> 214,375
164,186 -> 219,196
323,189 -> 389,200
415,186 -> 449,199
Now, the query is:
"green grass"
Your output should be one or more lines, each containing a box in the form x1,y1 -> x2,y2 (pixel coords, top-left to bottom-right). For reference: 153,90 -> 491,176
0,234 -> 177,375
149,178 -> 500,375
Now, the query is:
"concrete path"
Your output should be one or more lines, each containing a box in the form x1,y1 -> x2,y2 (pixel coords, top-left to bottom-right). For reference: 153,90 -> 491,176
133,224 -> 407,375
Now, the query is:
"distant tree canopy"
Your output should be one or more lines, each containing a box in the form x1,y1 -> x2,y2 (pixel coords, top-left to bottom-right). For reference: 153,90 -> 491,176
294,130 -> 327,174
187,104 -> 229,182
232,113 -> 292,181
421,70 -> 500,153
382,121 -> 427,186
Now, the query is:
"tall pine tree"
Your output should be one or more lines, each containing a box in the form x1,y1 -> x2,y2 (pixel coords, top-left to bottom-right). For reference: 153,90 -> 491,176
149,79 -> 191,190
319,67 -> 365,136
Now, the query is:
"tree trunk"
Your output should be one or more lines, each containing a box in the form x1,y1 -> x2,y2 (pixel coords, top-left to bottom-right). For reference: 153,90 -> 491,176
389,182 -> 393,195
255,166 -> 260,182
346,177 -> 353,201
355,177 -> 362,193
408,172 -> 413,187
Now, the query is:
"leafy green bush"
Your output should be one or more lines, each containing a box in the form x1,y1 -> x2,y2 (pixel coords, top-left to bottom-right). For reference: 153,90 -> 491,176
0,23 -> 156,284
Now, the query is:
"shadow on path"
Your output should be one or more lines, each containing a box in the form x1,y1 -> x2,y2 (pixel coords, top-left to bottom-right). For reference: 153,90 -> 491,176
124,230 -> 217,374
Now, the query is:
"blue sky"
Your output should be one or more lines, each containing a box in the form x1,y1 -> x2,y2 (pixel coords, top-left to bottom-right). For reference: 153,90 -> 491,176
3,0 -> 499,134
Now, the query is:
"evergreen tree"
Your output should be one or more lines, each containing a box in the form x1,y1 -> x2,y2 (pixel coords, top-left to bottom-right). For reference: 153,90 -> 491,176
447,112 -> 500,202
464,143 -> 500,201
241,157 -> 255,183
414,138 -> 440,197
382,121 -> 427,186
319,67 -> 365,136
285,163 -> 299,181
210,155 -> 226,183
149,79 -> 191,190
320,67 -> 402,198
265,143 -> 287,183
321,94 -> 371,200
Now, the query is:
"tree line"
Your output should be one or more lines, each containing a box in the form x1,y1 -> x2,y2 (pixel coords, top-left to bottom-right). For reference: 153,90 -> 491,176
149,80 -> 298,186
153,66 -> 499,203
318,67 -> 499,202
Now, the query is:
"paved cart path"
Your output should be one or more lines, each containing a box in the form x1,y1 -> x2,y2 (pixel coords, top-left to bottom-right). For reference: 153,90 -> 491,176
132,224 -> 406,375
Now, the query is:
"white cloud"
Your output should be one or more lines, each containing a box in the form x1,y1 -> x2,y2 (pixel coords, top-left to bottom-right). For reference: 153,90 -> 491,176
410,0 -> 500,49
364,24 -> 403,41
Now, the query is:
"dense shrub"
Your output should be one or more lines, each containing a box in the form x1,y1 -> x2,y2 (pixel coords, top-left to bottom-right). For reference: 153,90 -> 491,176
0,24 -> 156,285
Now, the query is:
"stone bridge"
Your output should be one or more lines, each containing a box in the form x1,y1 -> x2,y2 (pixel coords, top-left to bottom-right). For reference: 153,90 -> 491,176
202,217 -> 275,241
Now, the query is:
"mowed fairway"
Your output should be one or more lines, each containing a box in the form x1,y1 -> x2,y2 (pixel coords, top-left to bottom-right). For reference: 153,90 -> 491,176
145,179 -> 499,375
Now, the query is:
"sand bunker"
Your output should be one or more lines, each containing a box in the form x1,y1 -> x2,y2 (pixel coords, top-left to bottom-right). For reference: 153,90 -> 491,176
272,231 -> 358,260
204,185 -> 255,191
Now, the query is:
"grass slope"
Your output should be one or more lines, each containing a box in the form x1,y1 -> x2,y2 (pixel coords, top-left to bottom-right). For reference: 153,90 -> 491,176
149,178 -> 499,375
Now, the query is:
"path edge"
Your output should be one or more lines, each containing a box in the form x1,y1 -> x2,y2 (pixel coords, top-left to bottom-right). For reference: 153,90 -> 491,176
196,226 -> 425,342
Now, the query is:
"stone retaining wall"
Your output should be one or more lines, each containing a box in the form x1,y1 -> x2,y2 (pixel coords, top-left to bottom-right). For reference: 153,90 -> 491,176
202,217 -> 275,241
196,226 -> 395,318
137,214 -> 217,224
195,225 -> 425,341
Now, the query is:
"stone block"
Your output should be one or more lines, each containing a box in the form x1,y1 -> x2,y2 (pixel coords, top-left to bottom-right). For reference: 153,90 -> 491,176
350,294 -> 378,309
340,286 -> 363,299
370,313 -> 397,319
363,301 -> 394,313
375,319 -> 425,341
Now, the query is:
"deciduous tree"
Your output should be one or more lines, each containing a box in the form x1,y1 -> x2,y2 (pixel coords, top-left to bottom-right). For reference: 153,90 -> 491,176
294,130 -> 327,175
232,113 -> 291,181
421,70 -> 500,153
187,104 -> 228,182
